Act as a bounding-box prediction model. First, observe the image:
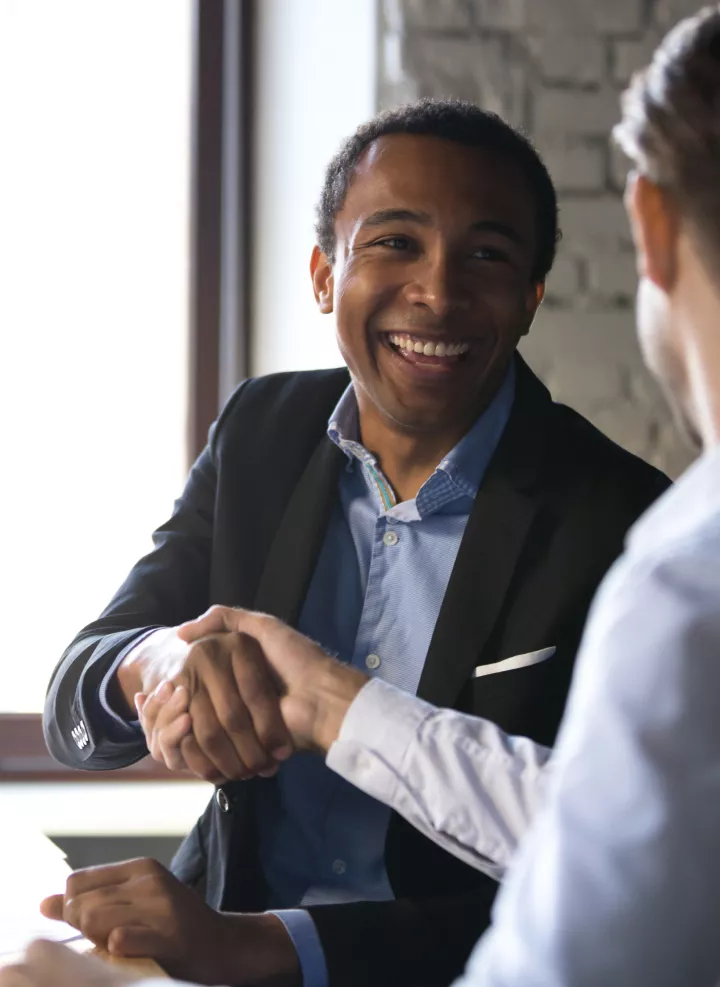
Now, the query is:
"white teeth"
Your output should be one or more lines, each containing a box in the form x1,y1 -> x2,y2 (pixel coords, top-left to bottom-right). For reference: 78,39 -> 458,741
388,335 -> 470,358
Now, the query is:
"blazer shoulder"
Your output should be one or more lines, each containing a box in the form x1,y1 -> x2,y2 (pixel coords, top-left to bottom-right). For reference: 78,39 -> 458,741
548,400 -> 671,507
210,367 -> 351,456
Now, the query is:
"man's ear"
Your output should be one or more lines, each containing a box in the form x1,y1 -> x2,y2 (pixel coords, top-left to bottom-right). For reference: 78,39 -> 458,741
519,281 -> 545,338
311,245 -> 334,314
625,172 -> 679,292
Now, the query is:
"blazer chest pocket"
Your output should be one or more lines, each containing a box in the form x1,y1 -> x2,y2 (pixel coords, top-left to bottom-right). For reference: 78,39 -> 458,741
470,647 -> 561,742
473,646 -> 556,678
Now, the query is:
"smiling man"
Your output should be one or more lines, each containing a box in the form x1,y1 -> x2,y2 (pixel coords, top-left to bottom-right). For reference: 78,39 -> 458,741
43,100 -> 668,987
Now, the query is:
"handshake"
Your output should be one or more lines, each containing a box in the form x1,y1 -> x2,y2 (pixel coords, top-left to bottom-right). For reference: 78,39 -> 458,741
119,607 -> 370,784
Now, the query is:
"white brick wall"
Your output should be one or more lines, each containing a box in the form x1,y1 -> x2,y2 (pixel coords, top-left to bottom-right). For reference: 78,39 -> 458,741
378,0 -> 698,476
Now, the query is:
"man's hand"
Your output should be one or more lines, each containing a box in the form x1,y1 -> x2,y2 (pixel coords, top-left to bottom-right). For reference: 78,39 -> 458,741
0,941 -> 134,987
140,608 -> 369,769
181,608 -> 369,751
120,626 -> 295,784
39,859 -> 301,987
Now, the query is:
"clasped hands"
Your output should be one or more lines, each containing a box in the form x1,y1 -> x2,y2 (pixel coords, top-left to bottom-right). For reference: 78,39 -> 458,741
133,607 -> 369,785
33,611 -> 369,986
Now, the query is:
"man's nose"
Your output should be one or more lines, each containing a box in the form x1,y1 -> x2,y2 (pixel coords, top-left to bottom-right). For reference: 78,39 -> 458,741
404,253 -> 470,317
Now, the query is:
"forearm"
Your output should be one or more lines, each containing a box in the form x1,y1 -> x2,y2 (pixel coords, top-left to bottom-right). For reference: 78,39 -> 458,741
325,679 -> 552,877
43,626 -> 156,770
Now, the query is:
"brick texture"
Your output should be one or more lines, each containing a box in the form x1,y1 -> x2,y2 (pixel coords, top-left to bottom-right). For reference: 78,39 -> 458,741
378,0 -> 700,476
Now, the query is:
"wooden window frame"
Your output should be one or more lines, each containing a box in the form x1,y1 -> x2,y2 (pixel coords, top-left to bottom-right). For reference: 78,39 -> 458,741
0,0 -> 254,782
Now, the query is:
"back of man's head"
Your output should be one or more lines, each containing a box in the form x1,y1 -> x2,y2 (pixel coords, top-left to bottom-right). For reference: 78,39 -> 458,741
614,4 -> 720,272
316,98 -> 559,284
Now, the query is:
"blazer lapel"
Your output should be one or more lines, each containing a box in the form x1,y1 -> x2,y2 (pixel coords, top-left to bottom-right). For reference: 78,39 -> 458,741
417,357 -> 552,708
253,435 -> 346,625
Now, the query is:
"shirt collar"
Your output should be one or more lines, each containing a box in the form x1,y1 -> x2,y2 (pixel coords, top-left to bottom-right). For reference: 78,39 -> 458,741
327,386 -> 361,468
627,443 -> 720,558
327,360 -> 516,501
437,360 -> 516,499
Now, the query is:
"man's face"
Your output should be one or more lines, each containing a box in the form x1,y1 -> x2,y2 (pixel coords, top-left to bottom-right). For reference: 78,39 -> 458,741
313,134 -> 543,435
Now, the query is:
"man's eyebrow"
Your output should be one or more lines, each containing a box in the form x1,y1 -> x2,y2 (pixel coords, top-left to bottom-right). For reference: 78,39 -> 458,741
360,208 -> 433,229
470,220 -> 525,245
359,211 -> 525,246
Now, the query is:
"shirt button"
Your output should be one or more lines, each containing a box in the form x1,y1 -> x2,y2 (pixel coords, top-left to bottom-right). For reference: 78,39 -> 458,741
332,859 -> 347,875
383,530 -> 399,547
365,653 -> 381,670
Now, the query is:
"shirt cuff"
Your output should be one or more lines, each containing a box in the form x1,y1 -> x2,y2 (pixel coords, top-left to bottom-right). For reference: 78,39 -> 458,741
94,628 -> 164,742
326,678 -> 435,803
270,909 -> 328,987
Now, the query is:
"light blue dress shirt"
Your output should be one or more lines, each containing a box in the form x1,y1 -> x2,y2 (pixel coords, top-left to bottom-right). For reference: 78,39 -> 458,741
265,364 -> 515,987
94,364 -> 515,987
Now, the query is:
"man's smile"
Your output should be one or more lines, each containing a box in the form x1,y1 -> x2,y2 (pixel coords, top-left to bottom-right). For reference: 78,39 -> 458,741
378,330 -> 477,375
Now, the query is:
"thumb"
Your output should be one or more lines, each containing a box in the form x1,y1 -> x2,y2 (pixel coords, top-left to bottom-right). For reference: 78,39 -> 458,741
176,605 -> 242,643
39,895 -> 65,921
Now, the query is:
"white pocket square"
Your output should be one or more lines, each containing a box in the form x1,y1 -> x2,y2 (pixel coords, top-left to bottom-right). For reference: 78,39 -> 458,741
473,647 -> 556,678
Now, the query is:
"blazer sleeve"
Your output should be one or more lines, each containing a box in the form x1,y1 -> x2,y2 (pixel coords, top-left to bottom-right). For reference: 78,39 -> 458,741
42,432 -> 218,771
308,883 -> 499,987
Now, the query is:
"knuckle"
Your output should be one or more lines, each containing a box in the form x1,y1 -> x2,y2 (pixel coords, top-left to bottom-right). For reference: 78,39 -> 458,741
242,749 -> 274,775
65,873 -> 81,897
218,703 -> 249,736
194,724 -> 223,754
237,669 -> 276,709
258,722 -> 288,751
138,857 -> 162,875
108,926 -> 131,953
67,901 -> 93,938
242,681 -> 271,708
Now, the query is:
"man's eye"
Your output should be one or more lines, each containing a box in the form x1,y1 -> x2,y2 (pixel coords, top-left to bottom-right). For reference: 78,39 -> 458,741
472,247 -> 509,262
376,236 -> 412,250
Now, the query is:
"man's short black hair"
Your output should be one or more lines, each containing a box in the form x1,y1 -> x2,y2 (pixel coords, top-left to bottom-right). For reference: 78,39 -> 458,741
316,97 -> 560,283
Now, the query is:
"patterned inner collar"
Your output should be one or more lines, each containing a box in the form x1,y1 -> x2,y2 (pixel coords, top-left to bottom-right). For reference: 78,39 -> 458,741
327,361 -> 516,513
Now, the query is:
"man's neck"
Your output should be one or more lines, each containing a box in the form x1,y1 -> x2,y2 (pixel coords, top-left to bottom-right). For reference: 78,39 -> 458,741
357,419 -> 471,504
351,364 -> 511,503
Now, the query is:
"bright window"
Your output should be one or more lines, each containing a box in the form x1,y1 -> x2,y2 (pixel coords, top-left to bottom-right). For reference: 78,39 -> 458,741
0,0 -> 192,711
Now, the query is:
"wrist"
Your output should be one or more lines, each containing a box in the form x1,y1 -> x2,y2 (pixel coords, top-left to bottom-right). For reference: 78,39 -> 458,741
115,654 -> 146,718
117,628 -> 185,715
308,660 -> 369,754
216,912 -> 301,987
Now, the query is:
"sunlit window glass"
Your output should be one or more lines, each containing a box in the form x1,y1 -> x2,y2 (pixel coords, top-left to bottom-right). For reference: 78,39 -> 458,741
0,0 -> 192,711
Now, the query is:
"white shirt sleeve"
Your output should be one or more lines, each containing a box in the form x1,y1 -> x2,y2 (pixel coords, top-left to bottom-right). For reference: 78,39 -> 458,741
461,514 -> 720,987
326,677 -> 552,880
137,981 -> 190,987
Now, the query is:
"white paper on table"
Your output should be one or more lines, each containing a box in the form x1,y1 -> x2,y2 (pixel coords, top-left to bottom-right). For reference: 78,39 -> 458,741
0,820 -> 79,956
